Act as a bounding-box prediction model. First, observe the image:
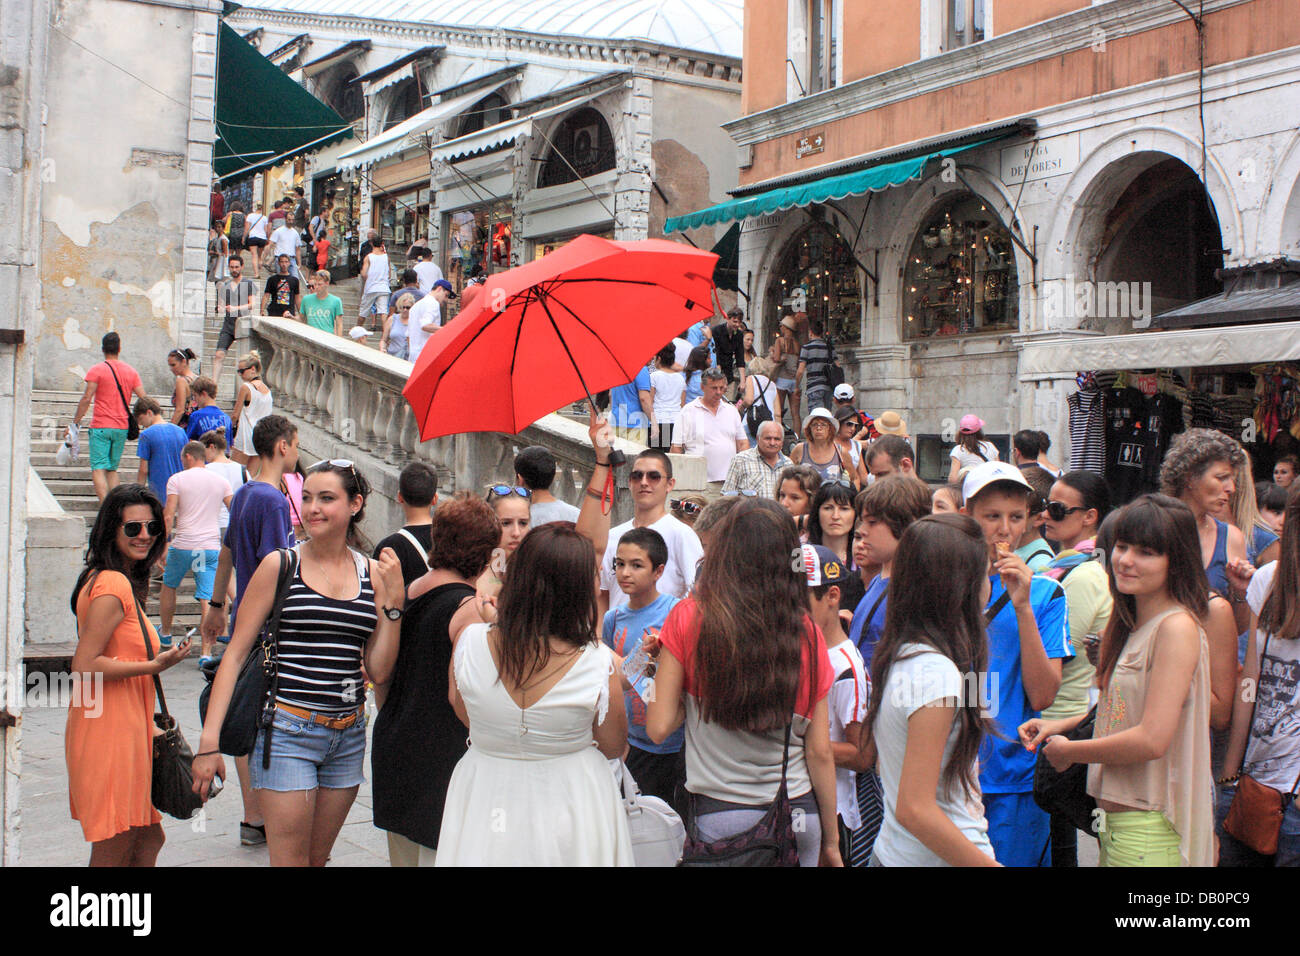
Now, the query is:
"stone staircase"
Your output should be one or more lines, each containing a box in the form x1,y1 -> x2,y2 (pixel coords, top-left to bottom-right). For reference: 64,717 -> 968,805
30,390 -> 207,648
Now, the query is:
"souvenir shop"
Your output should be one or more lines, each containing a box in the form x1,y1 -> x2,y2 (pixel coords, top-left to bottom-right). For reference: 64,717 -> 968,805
764,219 -> 863,344
1068,362 -> 1300,505
442,199 -> 513,295
310,172 -> 361,276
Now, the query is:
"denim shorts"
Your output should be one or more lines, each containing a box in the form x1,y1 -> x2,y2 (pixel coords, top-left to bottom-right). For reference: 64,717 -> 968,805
249,706 -> 368,792
162,547 -> 219,599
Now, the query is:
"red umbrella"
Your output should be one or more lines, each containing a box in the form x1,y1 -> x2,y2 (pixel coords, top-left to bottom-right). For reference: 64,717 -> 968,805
403,234 -> 719,440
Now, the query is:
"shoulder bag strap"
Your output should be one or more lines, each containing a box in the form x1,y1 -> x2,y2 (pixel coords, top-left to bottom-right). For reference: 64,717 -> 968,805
103,361 -> 132,420
1236,627 -> 1272,779
984,590 -> 1012,624
396,528 -> 429,565
863,584 -> 889,633
131,589 -> 170,721
779,721 -> 792,788
260,548 -> 296,769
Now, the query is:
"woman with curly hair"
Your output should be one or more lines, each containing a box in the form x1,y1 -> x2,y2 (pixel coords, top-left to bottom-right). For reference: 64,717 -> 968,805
1159,429 -> 1254,629
777,463 -> 821,537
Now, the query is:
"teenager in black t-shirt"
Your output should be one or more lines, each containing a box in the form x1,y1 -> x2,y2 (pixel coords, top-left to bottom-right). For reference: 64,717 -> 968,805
372,462 -> 438,588
261,255 -> 300,317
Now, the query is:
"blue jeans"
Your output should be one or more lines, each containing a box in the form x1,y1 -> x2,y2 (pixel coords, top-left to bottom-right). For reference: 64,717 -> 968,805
1216,782 -> 1300,867
249,706 -> 367,792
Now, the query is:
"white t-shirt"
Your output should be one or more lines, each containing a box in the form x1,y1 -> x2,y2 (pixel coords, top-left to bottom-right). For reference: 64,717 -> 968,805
165,467 -> 232,551
599,512 -> 702,611
246,213 -> 269,241
1241,561 -> 1300,791
530,498 -> 580,525
205,460 -> 246,529
949,441 -> 1000,470
676,398 -> 748,482
650,369 -> 687,424
872,644 -> 995,867
672,337 -> 693,369
407,294 -> 442,365
827,638 -> 868,830
270,224 -> 301,258
413,260 -> 443,294
362,252 -> 391,296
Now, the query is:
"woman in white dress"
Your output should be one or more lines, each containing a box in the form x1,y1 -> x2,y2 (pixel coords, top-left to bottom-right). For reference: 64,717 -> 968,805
230,350 -> 273,467
437,522 -> 633,866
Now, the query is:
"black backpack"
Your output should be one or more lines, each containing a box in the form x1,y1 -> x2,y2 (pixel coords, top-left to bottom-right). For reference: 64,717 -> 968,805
745,376 -> 774,435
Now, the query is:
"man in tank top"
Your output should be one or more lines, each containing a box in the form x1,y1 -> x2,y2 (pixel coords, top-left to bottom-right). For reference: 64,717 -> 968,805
360,236 -> 391,331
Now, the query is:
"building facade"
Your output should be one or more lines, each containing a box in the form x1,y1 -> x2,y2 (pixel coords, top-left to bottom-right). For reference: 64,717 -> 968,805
672,0 -> 1300,488
225,1 -> 744,292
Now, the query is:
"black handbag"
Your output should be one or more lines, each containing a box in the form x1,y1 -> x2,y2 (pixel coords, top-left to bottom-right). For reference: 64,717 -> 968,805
198,548 -> 296,769
679,723 -> 800,866
133,595 -> 205,820
1031,707 -> 1098,836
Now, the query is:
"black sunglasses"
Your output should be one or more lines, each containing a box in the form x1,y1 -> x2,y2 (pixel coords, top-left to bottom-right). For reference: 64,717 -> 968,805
1045,501 -> 1087,522
629,470 -> 665,483
123,520 -> 163,538
670,498 -> 702,515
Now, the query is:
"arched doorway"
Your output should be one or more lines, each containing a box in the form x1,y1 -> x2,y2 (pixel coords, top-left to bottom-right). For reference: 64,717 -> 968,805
764,221 -> 862,346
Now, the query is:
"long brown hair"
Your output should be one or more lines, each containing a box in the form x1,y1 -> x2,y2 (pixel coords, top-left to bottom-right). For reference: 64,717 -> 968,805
1096,494 -> 1209,689
692,499 -> 815,731
1259,483 -> 1300,641
863,514 -> 992,799
494,522 -> 597,688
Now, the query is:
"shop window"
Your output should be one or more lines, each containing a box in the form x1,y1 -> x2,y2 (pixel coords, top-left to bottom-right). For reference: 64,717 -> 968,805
537,108 -> 615,189
383,78 -> 423,131
902,194 -> 1018,340
444,200 -> 512,293
458,92 -> 509,137
766,222 -> 861,345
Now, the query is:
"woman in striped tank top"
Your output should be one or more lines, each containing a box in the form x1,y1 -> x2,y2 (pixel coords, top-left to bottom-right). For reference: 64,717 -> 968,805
192,460 -> 406,866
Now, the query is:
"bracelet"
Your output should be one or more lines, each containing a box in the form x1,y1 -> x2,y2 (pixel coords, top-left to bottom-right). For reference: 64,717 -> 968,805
1216,773 -> 1240,786
195,750 -> 220,758
595,459 -> 611,467
585,487 -> 604,501
208,600 -> 225,609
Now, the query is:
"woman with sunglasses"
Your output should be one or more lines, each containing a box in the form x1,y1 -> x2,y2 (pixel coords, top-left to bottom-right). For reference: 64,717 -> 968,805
167,348 -> 198,428
230,351 -> 272,468
380,292 -> 414,361
192,460 -> 406,866
808,479 -> 865,612
477,484 -> 531,621
67,484 -> 192,865
791,409 -> 854,488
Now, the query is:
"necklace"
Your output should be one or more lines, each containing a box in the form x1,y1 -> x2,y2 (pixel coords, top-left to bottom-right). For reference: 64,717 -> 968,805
307,545 -> 351,598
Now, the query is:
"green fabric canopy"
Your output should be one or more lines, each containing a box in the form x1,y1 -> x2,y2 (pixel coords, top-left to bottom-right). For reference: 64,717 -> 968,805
214,22 -> 353,181
664,138 -> 1000,234
711,222 -> 740,292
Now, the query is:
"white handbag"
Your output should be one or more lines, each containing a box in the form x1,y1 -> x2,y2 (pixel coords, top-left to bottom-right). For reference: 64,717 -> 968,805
616,760 -> 685,867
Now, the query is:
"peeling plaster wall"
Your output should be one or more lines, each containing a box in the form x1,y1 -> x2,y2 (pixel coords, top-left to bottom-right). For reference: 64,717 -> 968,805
38,0 -> 216,395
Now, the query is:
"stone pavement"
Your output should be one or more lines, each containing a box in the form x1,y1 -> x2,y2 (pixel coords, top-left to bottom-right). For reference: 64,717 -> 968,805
17,657 -> 389,867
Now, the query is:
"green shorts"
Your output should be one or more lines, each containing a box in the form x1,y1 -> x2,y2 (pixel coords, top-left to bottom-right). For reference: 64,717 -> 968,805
1098,810 -> 1182,867
88,428 -> 128,471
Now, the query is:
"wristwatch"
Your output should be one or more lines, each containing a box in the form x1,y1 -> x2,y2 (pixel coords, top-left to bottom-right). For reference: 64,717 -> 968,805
209,600 -> 224,610
383,605 -> 404,621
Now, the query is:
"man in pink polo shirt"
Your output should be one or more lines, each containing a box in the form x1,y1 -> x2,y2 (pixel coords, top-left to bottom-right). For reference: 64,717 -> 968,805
72,332 -> 148,502
671,366 -> 749,486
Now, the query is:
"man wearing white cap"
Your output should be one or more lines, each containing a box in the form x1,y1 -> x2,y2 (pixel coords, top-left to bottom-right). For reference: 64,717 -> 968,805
832,384 -> 874,441
960,461 -> 1072,867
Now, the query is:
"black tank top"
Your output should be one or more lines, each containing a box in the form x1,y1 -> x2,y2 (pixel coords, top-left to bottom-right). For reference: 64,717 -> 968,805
371,581 -> 476,849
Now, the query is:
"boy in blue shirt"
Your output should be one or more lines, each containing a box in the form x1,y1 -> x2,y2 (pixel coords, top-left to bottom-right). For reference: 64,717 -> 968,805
602,527 -> 684,816
962,461 -> 1072,866
133,397 -> 187,503
185,376 -> 233,447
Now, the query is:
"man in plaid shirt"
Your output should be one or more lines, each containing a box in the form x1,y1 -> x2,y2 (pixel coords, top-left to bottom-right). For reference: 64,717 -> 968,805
721,420 -> 792,498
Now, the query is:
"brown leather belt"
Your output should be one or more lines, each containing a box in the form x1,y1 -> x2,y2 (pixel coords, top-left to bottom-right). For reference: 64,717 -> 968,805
277,704 -> 363,730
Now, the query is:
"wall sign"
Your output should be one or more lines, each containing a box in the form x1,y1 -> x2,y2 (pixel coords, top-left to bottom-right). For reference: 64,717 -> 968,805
796,131 -> 825,159
1000,133 -> 1080,185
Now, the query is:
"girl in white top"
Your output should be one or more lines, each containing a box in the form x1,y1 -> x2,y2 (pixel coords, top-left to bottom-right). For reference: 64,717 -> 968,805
649,344 -> 687,451
738,356 -> 783,445
948,414 -> 999,484
865,513 -> 999,866
230,350 -> 273,466
244,206 -> 270,277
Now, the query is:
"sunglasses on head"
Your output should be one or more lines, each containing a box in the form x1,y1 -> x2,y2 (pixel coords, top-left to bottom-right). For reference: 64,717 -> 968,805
670,498 -> 703,515
721,489 -> 758,497
487,484 -> 530,501
820,477 -> 852,488
629,470 -> 665,483
123,520 -> 163,538
1045,501 -> 1087,522
310,459 -> 357,481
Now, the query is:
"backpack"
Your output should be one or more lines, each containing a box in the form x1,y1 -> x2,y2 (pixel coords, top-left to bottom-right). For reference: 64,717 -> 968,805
745,376 -> 774,435
224,211 -> 245,245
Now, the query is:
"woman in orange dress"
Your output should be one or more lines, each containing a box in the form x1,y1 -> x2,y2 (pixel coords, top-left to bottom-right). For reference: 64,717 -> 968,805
67,484 -> 192,865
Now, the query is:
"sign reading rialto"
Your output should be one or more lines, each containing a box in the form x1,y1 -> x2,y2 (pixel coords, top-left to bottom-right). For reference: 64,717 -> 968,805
1000,134 -> 1079,185
796,131 -> 825,159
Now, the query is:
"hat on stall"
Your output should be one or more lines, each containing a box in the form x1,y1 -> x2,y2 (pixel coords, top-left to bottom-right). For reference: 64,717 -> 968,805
833,384 -> 855,402
959,414 -> 985,434
875,411 -> 908,437
802,407 -> 838,434
962,460 -> 1032,506
800,544 -> 848,587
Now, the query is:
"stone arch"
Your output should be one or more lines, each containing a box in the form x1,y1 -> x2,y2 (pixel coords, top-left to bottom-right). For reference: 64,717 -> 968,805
1260,128 -> 1300,259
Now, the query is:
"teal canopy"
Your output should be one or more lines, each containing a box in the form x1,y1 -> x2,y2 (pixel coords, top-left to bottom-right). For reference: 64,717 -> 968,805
214,22 -> 353,181
664,138 -> 1000,234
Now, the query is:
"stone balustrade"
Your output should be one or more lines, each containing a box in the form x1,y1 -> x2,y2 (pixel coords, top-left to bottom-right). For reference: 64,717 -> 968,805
250,316 -> 709,543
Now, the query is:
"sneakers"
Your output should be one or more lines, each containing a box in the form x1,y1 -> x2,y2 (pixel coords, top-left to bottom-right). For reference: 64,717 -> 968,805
158,633 -> 173,649
240,822 -> 267,846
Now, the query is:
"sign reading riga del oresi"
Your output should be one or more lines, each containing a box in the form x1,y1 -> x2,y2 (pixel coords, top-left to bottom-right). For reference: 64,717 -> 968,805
1000,133 -> 1079,185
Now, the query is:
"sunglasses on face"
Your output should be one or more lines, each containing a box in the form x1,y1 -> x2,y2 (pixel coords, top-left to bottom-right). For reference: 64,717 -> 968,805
670,498 -> 703,515
1045,501 -> 1087,521
122,520 -> 163,538
629,470 -> 665,483
487,484 -> 531,501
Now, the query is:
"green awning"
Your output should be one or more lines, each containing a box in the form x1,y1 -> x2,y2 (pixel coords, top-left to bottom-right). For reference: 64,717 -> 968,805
664,137 -> 1001,234
711,222 -> 740,292
213,22 -> 354,182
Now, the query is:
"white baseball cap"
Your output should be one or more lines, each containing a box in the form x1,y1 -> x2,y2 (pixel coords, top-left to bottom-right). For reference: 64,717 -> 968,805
833,384 -> 854,401
961,460 -> 1032,506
